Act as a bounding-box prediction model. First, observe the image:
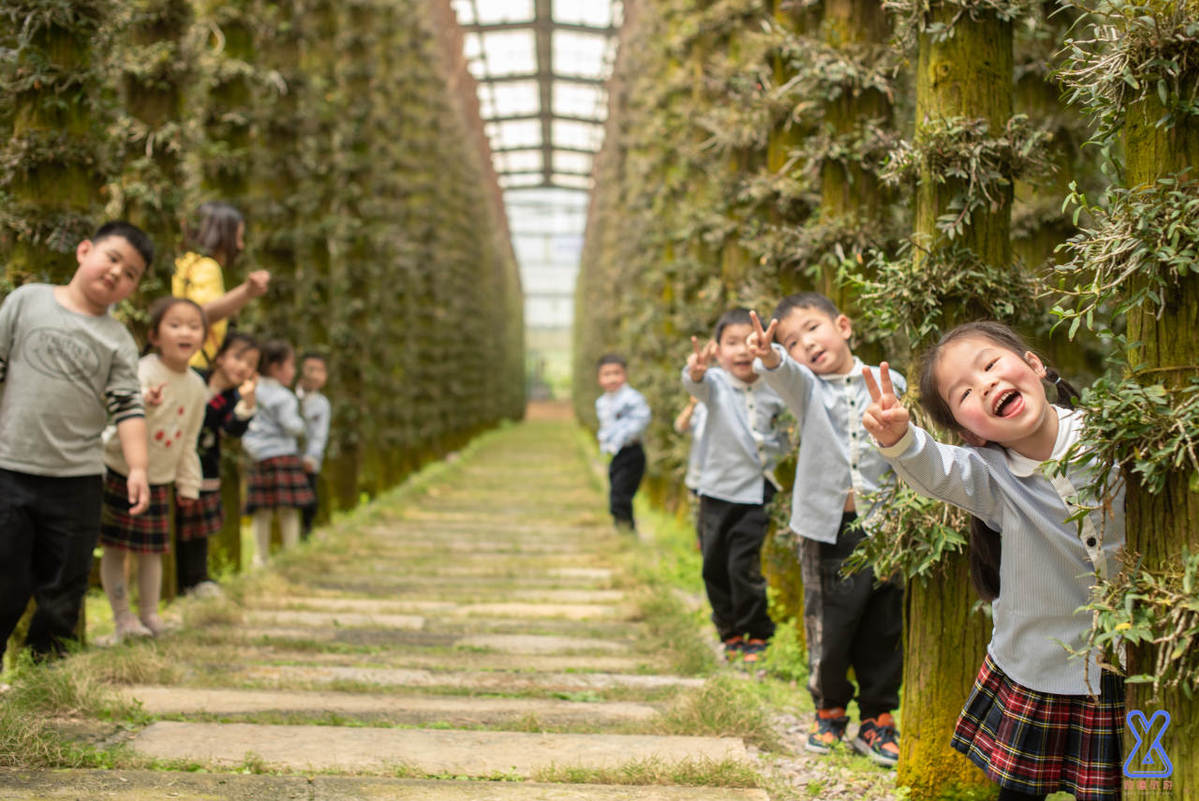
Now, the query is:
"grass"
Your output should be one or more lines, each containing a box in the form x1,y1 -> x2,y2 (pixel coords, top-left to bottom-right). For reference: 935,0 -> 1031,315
655,674 -> 781,751
533,756 -> 761,788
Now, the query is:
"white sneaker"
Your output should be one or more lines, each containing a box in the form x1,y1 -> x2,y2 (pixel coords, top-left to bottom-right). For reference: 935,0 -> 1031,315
191,580 -> 223,599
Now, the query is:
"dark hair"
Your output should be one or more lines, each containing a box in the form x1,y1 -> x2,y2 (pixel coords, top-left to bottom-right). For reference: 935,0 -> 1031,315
147,296 -> 208,344
92,220 -> 155,270
771,292 -> 840,328
596,353 -> 626,369
259,339 -> 294,374
184,201 -> 244,268
917,320 -> 1081,602
299,351 -> 328,367
713,308 -> 754,342
212,331 -> 260,364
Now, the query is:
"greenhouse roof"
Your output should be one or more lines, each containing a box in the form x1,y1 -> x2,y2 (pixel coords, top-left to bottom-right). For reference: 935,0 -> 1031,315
450,0 -> 622,193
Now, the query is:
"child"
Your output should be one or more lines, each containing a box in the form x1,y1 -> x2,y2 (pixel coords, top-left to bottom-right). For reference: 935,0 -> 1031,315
673,395 -> 708,497
862,321 -> 1125,801
173,201 -> 271,367
100,297 -> 208,639
175,332 -> 260,596
745,294 -> 903,765
295,351 -> 330,539
0,221 -> 153,660
594,353 -> 651,532
682,309 -> 788,666
242,339 -> 314,565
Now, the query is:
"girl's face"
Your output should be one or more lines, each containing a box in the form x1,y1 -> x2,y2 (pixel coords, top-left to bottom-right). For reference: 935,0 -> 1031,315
268,352 -> 296,386
151,302 -> 205,370
934,335 -> 1055,453
214,344 -> 259,387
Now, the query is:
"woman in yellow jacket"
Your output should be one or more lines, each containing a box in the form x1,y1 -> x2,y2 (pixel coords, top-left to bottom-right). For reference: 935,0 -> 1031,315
173,202 -> 271,367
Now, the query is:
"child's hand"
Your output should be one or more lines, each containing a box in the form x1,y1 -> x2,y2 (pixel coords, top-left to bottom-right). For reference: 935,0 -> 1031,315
126,468 -> 151,515
143,382 -> 166,407
862,362 -> 910,448
239,373 -> 258,409
176,495 -> 197,509
246,270 -> 271,298
747,311 -> 781,369
302,457 -> 318,474
687,337 -> 716,382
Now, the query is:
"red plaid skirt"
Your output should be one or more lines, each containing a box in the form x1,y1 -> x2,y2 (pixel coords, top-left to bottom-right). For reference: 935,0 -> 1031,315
175,489 -> 224,542
100,471 -> 172,554
245,455 -> 315,512
952,653 -> 1124,800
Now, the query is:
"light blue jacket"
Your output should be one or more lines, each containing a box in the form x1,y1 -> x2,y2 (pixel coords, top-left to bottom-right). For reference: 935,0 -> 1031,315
242,377 -> 305,462
879,407 -> 1125,695
681,366 -> 788,505
595,384 -> 651,455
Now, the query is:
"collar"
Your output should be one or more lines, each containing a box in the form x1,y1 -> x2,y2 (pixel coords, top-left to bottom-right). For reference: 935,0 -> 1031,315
724,371 -> 760,392
1004,406 -> 1081,477
822,356 -> 864,382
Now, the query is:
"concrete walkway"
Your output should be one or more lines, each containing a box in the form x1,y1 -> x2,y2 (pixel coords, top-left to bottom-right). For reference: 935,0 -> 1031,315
4,416 -> 768,799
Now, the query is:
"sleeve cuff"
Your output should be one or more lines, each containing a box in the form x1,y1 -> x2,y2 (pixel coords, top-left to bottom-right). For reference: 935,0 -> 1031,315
753,344 -> 786,374
877,426 -> 916,458
233,400 -> 254,420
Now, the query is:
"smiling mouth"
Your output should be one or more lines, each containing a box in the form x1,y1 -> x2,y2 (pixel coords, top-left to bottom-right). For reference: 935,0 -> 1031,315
992,389 -> 1020,417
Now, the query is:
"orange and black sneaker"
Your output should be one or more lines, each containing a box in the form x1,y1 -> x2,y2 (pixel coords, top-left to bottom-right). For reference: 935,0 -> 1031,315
805,707 -> 849,754
852,713 -> 900,767
740,638 -> 768,665
722,635 -> 745,662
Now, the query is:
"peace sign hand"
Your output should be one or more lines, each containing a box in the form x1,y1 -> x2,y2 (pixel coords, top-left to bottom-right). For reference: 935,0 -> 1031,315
862,362 -> 910,448
143,382 -> 166,407
687,336 -> 717,383
746,311 -> 781,369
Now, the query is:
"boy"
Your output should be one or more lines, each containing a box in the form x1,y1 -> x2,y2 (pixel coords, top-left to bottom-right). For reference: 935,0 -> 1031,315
594,353 -> 651,532
682,309 -> 788,665
0,221 -> 153,662
296,351 -> 330,539
746,293 -> 903,767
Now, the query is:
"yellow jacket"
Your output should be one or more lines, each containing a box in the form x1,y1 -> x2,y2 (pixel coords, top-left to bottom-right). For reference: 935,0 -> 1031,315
173,251 -> 226,368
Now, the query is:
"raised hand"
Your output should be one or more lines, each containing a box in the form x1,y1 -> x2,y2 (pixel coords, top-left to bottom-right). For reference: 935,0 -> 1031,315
246,270 -> 271,298
746,311 -> 780,368
862,362 -> 910,448
687,336 -> 716,382
143,382 -> 166,407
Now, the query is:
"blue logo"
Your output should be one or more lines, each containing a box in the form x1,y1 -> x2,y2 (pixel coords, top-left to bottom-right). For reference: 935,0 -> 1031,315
1124,709 -> 1172,778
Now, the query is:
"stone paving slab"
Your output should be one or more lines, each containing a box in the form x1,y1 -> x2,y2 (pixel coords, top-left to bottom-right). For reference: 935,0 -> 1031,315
211,644 -> 656,673
236,664 -> 704,692
305,575 -> 615,593
244,610 -> 426,630
117,686 -> 658,725
0,770 -> 769,800
454,634 -> 629,654
247,596 -> 628,621
128,722 -> 749,776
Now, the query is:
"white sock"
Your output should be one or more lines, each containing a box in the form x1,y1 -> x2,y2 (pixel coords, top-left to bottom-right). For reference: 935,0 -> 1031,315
253,509 -> 274,565
100,548 -> 134,621
136,553 -> 163,624
280,508 -> 300,549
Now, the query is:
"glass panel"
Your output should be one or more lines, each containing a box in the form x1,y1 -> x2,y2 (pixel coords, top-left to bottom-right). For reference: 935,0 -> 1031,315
480,30 -> 536,76
499,173 -> 542,188
489,80 -> 539,118
552,119 -> 603,150
554,151 -> 593,174
552,31 -> 608,78
552,0 -> 613,27
553,81 -> 605,119
496,149 -> 543,173
474,0 -> 533,24
489,119 -> 541,149
552,173 -> 593,189
450,0 -> 475,24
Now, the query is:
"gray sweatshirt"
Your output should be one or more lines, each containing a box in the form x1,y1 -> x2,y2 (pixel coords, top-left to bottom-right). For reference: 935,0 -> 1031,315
242,376 -> 305,462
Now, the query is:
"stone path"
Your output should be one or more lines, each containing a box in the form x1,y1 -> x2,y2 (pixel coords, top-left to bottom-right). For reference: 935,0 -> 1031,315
2,417 -> 770,799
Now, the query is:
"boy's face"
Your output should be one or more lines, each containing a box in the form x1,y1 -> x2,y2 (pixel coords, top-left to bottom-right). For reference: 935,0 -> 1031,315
73,235 -> 146,313
776,306 -> 854,375
716,322 -> 757,383
597,363 -> 626,393
300,357 -> 327,391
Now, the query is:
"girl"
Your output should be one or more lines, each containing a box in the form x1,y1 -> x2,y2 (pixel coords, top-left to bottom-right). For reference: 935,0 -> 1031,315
241,339 -> 313,566
101,298 -> 209,640
861,321 -> 1125,801
173,201 -> 271,368
175,332 -> 260,596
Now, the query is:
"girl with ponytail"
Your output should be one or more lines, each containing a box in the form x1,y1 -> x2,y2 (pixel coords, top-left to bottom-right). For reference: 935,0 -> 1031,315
861,321 -> 1124,801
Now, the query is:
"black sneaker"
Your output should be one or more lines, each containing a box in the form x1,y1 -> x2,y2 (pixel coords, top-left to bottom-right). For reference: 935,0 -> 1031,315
722,635 -> 745,662
740,638 -> 768,665
852,713 -> 900,767
806,707 -> 850,754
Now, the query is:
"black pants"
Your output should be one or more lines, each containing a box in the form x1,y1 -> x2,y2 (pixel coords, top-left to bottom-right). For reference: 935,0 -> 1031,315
176,536 -> 210,593
698,483 -> 776,641
301,471 -> 320,539
0,469 -> 103,661
800,512 -> 903,718
608,443 -> 645,527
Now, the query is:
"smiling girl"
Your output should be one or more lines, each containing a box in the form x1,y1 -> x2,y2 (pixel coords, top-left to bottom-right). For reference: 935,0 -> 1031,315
862,321 -> 1125,801
99,297 -> 209,640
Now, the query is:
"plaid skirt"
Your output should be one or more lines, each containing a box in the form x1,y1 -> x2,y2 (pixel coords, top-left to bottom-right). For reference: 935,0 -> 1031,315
175,489 -> 224,542
99,471 -> 172,554
952,653 -> 1124,800
245,455 -> 315,512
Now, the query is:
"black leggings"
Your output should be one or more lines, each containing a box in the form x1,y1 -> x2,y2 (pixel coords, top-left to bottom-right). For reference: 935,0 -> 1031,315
997,788 -> 1046,801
